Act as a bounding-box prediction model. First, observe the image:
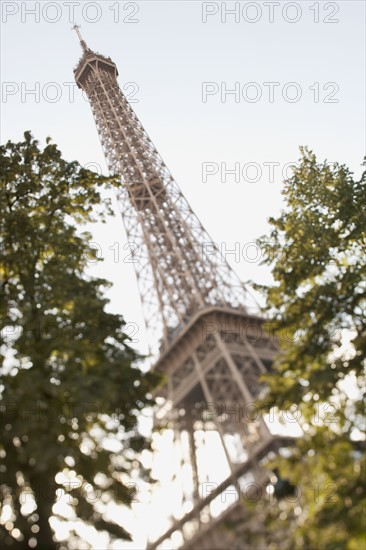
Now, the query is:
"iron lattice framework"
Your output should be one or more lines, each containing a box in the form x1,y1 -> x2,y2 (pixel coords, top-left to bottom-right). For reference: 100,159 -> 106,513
73,33 -> 292,550
74,36 -> 251,352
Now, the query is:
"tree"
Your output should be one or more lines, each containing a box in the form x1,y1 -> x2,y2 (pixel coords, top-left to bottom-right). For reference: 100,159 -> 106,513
0,132 -> 159,549
253,148 -> 365,549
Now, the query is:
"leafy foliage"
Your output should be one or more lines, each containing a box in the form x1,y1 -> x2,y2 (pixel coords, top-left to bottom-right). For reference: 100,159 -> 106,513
252,148 -> 366,549
0,133 -> 159,549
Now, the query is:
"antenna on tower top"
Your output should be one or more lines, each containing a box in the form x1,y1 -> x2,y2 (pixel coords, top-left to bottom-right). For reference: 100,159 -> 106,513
72,24 -> 88,52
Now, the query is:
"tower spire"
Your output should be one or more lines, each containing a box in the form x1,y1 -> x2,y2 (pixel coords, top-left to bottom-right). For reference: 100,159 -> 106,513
72,24 -> 88,52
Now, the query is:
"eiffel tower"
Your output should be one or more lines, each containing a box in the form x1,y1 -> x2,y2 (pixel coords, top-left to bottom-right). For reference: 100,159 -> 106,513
73,28 -> 292,549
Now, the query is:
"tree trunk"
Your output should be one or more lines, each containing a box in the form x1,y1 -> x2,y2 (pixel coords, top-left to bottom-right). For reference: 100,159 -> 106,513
30,476 -> 58,550
35,505 -> 57,550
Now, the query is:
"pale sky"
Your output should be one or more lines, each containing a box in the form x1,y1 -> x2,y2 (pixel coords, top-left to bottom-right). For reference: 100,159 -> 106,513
2,1 -> 365,352
1,1 -> 365,547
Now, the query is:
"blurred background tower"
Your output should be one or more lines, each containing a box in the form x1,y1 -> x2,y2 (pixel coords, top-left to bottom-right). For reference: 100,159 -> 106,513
73,30 -> 291,549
